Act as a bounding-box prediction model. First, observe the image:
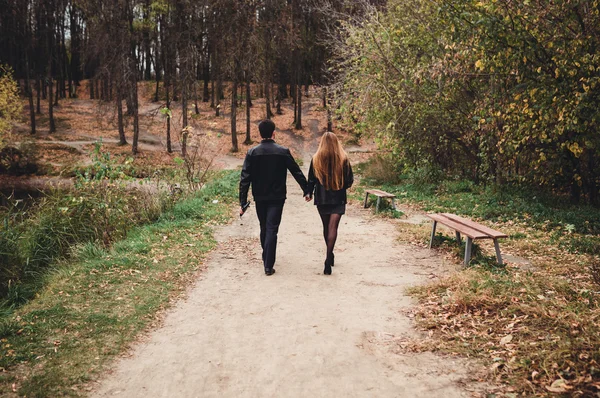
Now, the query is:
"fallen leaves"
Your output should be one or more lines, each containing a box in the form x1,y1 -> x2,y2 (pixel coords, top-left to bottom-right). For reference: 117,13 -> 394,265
499,334 -> 513,345
545,379 -> 572,393
408,265 -> 600,396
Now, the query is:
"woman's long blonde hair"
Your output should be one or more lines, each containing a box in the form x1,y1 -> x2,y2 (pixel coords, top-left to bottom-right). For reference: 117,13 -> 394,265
313,132 -> 348,191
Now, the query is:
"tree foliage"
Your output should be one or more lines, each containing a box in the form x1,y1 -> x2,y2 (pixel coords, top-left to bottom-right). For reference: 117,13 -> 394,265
0,66 -> 21,149
332,0 -> 600,204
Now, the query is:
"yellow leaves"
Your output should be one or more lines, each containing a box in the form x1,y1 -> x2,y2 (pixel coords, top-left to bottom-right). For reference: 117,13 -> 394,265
567,142 -> 583,158
0,65 -> 21,148
475,59 -> 485,71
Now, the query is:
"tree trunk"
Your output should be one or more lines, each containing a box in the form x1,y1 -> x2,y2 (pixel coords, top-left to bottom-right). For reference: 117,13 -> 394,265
231,79 -> 238,152
211,78 -> 215,108
54,78 -> 59,106
216,78 -> 222,117
26,58 -> 36,135
36,77 -> 41,114
182,79 -> 188,156
295,83 -> 302,130
245,77 -> 251,145
90,78 -> 94,99
324,87 -> 332,131
48,60 -> 56,133
276,90 -> 282,115
131,80 -> 140,154
117,86 -> 127,145
166,79 -> 172,153
143,0 -> 152,81
202,57 -> 210,102
129,6 -> 140,155
194,81 -> 199,114
265,81 -> 272,119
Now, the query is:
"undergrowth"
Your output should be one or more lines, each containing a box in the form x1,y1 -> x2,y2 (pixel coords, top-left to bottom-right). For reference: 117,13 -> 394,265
0,170 -> 238,396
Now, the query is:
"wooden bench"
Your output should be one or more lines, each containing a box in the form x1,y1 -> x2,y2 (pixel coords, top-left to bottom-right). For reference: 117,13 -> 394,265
426,213 -> 507,266
363,189 -> 397,212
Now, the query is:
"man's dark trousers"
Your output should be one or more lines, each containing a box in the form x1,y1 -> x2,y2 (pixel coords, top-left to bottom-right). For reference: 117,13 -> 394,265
255,200 -> 284,272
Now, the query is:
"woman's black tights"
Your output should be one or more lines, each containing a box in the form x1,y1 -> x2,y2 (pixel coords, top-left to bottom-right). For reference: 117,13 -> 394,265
320,213 -> 342,262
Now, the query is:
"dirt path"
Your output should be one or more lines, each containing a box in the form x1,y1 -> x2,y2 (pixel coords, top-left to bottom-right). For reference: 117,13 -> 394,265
91,163 -> 477,397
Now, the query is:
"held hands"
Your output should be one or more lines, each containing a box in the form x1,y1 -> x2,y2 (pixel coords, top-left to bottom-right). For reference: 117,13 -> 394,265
304,195 -> 313,202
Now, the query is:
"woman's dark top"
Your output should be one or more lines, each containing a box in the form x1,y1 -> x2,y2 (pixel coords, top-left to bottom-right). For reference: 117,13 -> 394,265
306,158 -> 354,205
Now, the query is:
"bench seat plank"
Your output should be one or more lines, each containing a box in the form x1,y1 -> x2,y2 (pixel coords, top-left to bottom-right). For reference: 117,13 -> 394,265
427,212 -> 506,266
426,214 -> 489,239
366,189 -> 396,198
441,213 -> 508,238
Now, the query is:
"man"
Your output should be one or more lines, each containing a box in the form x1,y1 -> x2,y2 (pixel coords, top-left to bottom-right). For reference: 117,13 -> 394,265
239,119 -> 308,276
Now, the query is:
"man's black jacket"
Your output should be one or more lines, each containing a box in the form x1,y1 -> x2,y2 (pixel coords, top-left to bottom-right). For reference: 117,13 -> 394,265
239,139 -> 308,205
306,159 -> 354,205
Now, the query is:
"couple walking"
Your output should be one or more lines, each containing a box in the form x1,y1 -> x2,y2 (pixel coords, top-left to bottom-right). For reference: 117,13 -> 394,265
239,120 -> 353,276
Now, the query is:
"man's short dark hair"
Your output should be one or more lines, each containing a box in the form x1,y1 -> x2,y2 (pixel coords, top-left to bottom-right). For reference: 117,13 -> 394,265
259,119 -> 276,138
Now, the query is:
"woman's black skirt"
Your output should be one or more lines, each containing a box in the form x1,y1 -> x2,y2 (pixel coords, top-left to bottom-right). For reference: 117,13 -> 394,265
317,203 -> 346,215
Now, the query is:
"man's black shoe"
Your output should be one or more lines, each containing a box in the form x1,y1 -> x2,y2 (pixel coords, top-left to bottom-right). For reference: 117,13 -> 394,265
265,268 -> 276,276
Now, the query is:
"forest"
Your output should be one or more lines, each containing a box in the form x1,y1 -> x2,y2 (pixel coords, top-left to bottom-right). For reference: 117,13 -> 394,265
1,0 -> 599,204
1,0 -> 600,396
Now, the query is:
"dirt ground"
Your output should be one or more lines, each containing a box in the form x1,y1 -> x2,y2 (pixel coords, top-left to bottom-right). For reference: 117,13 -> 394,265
90,127 -> 483,397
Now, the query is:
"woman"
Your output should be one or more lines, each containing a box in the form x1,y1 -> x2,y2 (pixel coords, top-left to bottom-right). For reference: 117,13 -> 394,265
305,132 -> 354,275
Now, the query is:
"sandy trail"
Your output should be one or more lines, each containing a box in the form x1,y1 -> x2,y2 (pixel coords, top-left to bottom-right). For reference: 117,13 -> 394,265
92,162 -> 475,397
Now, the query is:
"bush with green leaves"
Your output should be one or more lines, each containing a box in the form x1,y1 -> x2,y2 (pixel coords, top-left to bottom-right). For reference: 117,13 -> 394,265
332,0 -> 600,204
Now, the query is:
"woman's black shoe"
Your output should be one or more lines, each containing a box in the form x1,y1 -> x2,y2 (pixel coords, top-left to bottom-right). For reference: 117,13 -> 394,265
324,258 -> 332,275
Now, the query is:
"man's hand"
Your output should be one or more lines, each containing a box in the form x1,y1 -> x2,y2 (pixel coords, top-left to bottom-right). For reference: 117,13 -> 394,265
240,201 -> 251,218
304,195 -> 312,202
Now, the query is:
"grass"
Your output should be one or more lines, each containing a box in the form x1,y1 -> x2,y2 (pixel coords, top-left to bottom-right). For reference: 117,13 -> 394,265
357,158 -> 600,396
0,170 -> 239,397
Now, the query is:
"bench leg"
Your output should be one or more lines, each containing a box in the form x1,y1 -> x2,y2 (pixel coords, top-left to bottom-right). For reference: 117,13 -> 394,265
464,237 -> 473,266
455,231 -> 462,244
376,197 -> 381,212
494,239 -> 503,265
391,198 -> 397,211
364,192 -> 369,208
429,221 -> 437,249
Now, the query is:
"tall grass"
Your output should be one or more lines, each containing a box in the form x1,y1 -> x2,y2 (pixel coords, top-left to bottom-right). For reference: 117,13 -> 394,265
0,181 -> 175,309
